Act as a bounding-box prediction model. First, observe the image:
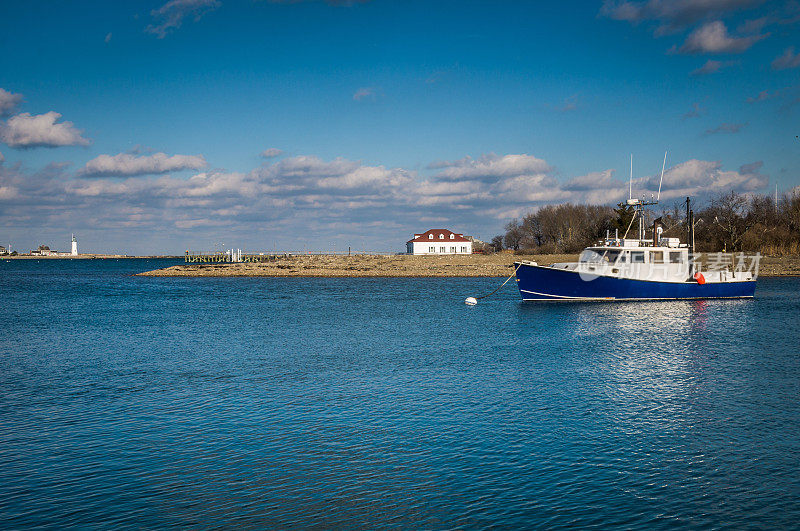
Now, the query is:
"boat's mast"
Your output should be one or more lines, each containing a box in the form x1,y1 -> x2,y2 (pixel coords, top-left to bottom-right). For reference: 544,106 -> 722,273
638,207 -> 644,241
686,196 -> 695,274
629,154 -> 633,201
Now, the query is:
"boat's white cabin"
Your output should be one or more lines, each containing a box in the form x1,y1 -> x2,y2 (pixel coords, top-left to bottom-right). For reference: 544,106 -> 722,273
580,238 -> 688,267
518,237 -> 753,283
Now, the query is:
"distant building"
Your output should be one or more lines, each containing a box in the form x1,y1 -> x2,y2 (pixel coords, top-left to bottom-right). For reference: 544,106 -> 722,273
467,236 -> 489,253
30,243 -> 71,257
0,245 -> 6,255
71,234 -> 78,256
406,229 -> 473,255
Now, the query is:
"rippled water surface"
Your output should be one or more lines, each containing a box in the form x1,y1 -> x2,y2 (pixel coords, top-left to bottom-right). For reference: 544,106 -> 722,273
2,258 -> 799,528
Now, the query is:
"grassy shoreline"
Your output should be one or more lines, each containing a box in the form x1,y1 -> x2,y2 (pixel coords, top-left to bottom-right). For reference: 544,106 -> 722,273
136,253 -> 800,278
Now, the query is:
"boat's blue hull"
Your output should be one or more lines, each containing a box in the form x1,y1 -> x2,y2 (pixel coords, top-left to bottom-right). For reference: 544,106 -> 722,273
515,262 -> 756,301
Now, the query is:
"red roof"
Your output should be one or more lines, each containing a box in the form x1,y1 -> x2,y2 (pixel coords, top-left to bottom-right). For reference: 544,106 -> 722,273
407,229 -> 470,244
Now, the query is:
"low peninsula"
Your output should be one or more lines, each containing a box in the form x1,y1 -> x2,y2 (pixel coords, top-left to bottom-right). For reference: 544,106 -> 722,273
137,253 -> 800,278
138,253 -> 572,278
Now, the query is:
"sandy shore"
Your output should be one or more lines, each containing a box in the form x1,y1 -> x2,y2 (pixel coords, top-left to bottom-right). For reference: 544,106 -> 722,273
137,253 -> 800,278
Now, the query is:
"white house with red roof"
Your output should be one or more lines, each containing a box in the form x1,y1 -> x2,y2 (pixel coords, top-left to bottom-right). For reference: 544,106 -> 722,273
406,229 -> 472,255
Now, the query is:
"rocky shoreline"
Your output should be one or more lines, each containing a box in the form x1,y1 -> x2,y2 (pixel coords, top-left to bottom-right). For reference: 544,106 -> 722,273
137,253 -> 800,278
137,254 -> 574,277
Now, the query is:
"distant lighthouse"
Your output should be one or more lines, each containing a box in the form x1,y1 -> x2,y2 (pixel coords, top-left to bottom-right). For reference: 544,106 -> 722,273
71,234 -> 78,256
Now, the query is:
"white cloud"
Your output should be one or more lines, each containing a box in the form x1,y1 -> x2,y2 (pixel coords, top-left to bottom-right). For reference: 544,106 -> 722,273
675,21 -> 766,54
256,155 -> 414,195
642,159 -> 767,197
772,47 -> 800,70
266,0 -> 371,6
690,59 -> 734,75
705,122 -> 746,135
146,0 -> 221,38
682,102 -> 705,119
426,154 -> 551,183
0,185 -> 17,199
0,88 -> 23,117
0,112 -> 90,148
353,87 -> 376,101
558,95 -> 579,112
0,151 -> 772,251
260,148 -> 284,158
746,89 -> 778,103
600,0 -> 763,34
564,170 -> 619,191
81,152 -> 207,177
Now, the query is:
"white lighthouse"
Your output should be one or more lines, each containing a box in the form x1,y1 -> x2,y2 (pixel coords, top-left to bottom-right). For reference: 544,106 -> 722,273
71,234 -> 78,256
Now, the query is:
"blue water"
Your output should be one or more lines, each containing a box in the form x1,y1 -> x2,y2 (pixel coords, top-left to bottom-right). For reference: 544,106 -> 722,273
1,259 -> 799,528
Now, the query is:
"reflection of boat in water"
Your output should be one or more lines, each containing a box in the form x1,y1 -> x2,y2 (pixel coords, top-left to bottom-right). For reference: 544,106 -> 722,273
515,195 -> 756,302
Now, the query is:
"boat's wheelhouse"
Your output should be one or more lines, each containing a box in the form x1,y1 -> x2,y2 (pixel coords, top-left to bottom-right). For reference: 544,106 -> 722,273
539,237 -> 698,283
574,243 -> 691,282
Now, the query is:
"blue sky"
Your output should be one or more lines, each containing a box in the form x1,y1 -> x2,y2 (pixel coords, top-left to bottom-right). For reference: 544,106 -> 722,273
1,0 -> 799,254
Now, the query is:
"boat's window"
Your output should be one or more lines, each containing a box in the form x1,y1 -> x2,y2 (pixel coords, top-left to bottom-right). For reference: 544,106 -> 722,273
669,251 -> 682,263
579,249 -> 605,263
631,251 -> 645,263
651,251 -> 664,263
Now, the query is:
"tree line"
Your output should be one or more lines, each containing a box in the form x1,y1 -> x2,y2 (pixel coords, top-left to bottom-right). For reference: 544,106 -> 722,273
491,189 -> 800,255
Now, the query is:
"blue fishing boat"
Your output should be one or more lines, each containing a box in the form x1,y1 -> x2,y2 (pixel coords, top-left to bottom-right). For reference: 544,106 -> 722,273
514,193 -> 757,302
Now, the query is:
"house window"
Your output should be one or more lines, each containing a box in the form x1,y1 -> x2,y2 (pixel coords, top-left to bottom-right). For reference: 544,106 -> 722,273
439,234 -> 444,239
440,246 -> 445,253
461,246 -> 467,253
450,234 -> 454,239
429,234 -> 433,239
429,246 -> 435,252
450,246 -> 455,253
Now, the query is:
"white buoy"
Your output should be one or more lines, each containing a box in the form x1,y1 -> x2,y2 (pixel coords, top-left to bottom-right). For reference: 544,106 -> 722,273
464,297 -> 477,306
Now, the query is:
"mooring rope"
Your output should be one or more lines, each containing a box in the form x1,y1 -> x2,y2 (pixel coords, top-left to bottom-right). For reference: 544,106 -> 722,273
466,263 -> 523,304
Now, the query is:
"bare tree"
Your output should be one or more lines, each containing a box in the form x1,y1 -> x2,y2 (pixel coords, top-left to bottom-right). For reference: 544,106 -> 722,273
490,235 -> 504,252
503,219 -> 523,251
706,191 -> 750,251
498,191 -> 800,256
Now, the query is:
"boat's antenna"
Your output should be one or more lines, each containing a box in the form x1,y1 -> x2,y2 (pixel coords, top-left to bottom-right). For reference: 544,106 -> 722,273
776,183 -> 779,213
657,151 -> 667,202
629,153 -> 633,200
